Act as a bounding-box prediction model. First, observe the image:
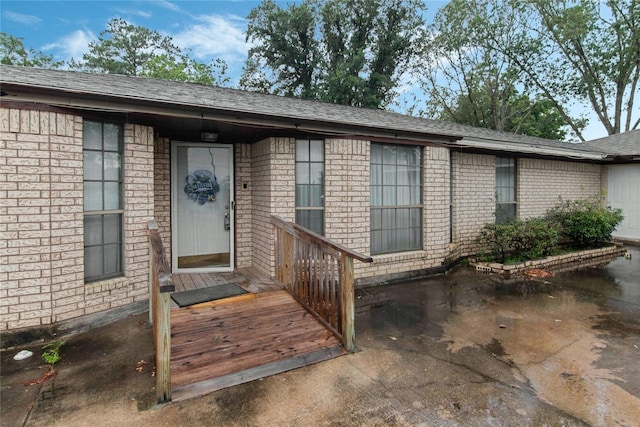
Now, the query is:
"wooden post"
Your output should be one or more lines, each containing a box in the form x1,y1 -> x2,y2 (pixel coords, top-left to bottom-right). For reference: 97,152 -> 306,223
149,231 -> 154,326
155,278 -> 172,403
282,230 -> 293,291
340,254 -> 355,352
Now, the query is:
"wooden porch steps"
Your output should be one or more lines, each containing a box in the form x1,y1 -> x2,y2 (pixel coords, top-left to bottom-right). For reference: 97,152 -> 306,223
170,290 -> 346,402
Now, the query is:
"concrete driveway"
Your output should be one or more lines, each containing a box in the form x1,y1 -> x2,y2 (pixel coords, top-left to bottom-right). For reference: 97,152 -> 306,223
2,247 -> 638,426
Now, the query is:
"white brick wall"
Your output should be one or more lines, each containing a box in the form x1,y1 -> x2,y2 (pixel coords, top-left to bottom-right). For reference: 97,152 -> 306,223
235,143 -> 253,268
451,152 -> 496,257
1,106 -> 154,332
518,158 -> 601,218
250,137 -> 295,277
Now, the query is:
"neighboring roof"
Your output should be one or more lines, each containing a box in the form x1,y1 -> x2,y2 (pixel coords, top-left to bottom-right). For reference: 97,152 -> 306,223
578,129 -> 640,157
0,65 -> 627,160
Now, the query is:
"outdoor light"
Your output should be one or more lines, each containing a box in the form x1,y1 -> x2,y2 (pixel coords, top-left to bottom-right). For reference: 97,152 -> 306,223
201,131 -> 219,142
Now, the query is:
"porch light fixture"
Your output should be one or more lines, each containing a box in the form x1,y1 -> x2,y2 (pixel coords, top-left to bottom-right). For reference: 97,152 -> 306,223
201,131 -> 219,142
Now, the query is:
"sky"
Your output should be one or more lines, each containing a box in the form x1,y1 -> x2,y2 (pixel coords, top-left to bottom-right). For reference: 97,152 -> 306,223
0,0 -> 612,141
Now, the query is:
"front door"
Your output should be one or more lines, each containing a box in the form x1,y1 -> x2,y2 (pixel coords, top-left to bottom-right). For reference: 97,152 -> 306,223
171,142 -> 234,272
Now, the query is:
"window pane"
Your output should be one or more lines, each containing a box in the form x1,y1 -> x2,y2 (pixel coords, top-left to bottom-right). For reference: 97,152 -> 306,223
104,152 -> 121,181
84,151 -> 103,180
104,244 -> 121,275
104,182 -> 120,210
397,166 -> 409,185
371,209 -> 381,230
371,230 -> 382,253
382,209 -> 396,229
383,185 -> 396,206
103,215 -> 121,244
83,121 -> 102,150
371,164 -> 382,186
371,186 -> 382,206
371,144 -> 382,164
296,163 -> 309,184
84,182 -> 103,211
410,186 -> 421,205
383,145 -> 396,164
397,208 -> 409,225
383,164 -> 396,185
309,140 -> 323,161
103,123 -> 121,152
309,185 -> 323,207
410,208 -> 421,227
296,210 -> 323,235
296,139 -> 309,161
496,203 -> 516,224
397,186 -> 410,205
310,163 -> 323,185
84,246 -> 103,279
296,185 -> 309,207
84,216 -> 102,246
308,210 -> 323,235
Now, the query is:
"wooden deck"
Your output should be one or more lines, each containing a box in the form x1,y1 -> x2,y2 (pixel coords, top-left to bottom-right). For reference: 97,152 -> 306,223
168,269 -> 346,402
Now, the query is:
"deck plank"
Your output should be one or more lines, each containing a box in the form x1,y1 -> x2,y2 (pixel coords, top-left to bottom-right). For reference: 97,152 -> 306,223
170,290 -> 343,394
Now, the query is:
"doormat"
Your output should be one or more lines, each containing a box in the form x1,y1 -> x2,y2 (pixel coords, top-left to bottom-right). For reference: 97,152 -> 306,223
171,283 -> 248,308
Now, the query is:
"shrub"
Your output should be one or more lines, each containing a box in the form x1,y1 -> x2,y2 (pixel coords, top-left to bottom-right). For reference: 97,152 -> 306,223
510,218 -> 558,261
546,196 -> 624,248
476,218 -> 558,263
476,224 -> 513,263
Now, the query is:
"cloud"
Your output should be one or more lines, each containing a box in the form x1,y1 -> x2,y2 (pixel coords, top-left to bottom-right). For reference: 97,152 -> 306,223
172,14 -> 250,64
155,0 -> 182,13
114,8 -> 153,19
42,29 -> 96,61
3,10 -> 42,26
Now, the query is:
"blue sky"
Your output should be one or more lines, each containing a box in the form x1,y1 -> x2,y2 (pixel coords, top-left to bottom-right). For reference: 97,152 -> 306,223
0,0 -> 612,140
0,0 -> 269,83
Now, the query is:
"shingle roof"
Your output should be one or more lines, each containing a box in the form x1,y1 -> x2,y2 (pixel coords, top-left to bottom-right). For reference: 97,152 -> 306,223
577,129 -> 640,156
0,65 -> 629,159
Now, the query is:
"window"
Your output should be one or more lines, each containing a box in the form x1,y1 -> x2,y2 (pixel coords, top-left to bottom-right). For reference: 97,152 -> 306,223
296,139 -> 324,235
83,121 -> 124,282
496,157 -> 516,224
370,144 -> 422,254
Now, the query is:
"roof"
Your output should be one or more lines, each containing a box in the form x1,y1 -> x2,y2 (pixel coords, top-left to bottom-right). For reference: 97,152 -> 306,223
0,65 -> 630,160
577,129 -> 640,156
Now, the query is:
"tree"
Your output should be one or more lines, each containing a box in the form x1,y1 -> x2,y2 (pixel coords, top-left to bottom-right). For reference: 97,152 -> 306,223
421,0 -> 639,140
0,32 -> 63,68
72,18 -> 229,85
241,0 -> 427,109
440,75 -> 568,140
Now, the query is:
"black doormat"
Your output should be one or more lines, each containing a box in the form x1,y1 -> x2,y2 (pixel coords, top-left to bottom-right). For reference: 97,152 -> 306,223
171,283 -> 248,307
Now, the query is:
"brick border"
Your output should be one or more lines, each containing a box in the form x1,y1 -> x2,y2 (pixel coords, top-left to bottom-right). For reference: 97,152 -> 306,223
470,244 -> 626,278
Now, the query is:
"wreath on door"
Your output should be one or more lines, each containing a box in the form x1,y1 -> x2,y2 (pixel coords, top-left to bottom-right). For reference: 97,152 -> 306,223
184,169 -> 220,205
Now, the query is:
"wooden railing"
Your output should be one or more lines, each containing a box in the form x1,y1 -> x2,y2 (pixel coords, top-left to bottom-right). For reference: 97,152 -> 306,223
148,220 -> 175,404
271,216 -> 373,352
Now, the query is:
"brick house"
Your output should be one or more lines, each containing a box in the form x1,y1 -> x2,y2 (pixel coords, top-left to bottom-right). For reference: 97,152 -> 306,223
1,65 -> 637,335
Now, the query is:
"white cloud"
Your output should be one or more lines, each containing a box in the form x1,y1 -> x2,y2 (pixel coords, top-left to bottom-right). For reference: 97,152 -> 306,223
172,14 -> 250,64
42,29 -> 96,61
155,0 -> 182,13
114,8 -> 153,19
3,10 -> 42,26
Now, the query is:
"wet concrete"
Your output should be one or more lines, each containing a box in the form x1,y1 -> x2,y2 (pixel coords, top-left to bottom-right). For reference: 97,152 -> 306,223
1,247 -> 638,426
355,245 -> 640,426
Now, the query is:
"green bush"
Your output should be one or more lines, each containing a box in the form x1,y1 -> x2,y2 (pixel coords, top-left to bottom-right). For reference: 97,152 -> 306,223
510,218 -> 558,261
546,196 -> 624,248
476,218 -> 558,263
476,224 -> 513,263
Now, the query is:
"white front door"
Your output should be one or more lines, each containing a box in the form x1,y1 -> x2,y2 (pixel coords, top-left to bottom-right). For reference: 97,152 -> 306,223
171,142 -> 234,272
